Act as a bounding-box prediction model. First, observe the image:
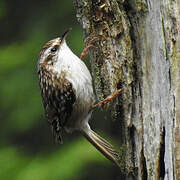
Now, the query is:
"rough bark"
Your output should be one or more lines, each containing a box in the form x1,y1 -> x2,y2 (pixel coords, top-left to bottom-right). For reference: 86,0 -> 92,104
74,0 -> 180,179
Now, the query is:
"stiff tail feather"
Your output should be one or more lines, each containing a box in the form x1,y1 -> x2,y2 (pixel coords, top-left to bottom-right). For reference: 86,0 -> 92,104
81,128 -> 120,167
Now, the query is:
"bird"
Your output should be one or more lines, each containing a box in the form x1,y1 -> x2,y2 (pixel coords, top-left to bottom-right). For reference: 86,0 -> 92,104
37,29 -> 120,167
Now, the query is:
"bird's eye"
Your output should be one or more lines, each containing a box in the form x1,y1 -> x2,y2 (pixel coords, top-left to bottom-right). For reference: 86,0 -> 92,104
51,47 -> 57,53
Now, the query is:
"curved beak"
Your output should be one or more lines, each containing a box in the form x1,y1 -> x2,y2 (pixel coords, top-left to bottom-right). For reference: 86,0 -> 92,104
61,28 -> 72,42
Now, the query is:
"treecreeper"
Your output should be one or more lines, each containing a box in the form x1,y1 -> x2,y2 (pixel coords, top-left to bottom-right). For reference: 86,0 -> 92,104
37,29 -> 121,167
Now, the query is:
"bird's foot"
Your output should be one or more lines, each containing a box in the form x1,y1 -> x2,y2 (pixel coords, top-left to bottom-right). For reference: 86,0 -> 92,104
80,36 -> 100,59
91,89 -> 122,109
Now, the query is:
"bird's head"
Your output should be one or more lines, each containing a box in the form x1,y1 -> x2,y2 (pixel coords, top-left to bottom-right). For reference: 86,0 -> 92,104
38,28 -> 71,68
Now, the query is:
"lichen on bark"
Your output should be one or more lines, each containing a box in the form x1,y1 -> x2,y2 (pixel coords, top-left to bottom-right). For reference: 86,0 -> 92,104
75,0 -> 133,98
74,0 -> 180,179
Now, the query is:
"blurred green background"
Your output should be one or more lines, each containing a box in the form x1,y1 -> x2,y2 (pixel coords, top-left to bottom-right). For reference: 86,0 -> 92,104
0,1 -> 123,179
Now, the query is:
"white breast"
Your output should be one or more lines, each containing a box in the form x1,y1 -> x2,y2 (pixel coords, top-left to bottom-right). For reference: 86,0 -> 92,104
52,41 -> 95,126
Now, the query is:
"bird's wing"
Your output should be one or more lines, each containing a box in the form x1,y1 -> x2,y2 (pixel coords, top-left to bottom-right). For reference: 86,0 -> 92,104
41,74 -> 76,143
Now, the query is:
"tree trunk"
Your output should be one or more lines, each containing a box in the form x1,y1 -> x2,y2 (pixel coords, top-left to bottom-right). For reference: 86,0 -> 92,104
74,0 -> 180,179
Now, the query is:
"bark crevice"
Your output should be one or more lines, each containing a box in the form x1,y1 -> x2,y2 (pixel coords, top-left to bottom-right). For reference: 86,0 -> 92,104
141,149 -> 148,180
158,127 -> 166,179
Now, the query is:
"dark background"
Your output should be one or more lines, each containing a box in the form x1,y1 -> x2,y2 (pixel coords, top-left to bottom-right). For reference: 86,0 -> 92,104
0,1 -> 122,179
